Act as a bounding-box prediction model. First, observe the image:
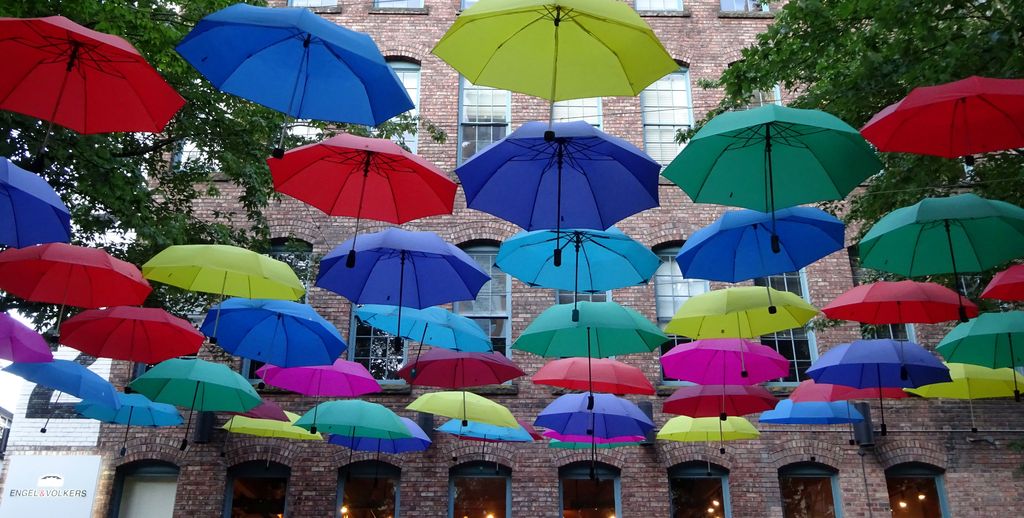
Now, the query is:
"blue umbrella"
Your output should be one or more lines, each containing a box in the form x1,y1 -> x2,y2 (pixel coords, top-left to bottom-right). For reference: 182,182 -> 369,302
327,416 -> 431,454
199,298 -> 346,367
758,399 -> 864,425
437,418 -> 535,442
1,157 -> 70,247
677,207 -> 845,282
534,392 -> 654,440
456,121 -> 660,266
4,359 -> 120,432
354,305 -> 492,353
76,392 -> 182,456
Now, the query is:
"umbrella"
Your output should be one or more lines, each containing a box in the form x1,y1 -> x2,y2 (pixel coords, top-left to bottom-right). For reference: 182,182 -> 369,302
907,363 -> 1024,432
676,207 -> 844,280
328,417 -> 431,452
549,439 -> 641,449
223,411 -> 322,441
256,359 -> 380,397
532,357 -> 654,395
759,400 -> 864,425
128,358 -> 261,450
660,338 -> 790,384
857,193 -> 1024,320
407,391 -> 518,428
0,312 -> 53,363
662,385 -> 777,420
981,264 -> 1024,301
806,339 -> 951,434
76,392 -> 182,456
396,349 -> 524,388
860,76 -> 1024,160
354,305 -> 492,353
270,134 -> 456,265
542,430 -> 645,444
936,311 -> 1024,401
0,157 -> 70,247
822,280 -> 979,325
664,286 -> 819,338
534,392 -> 654,440
177,3 -> 412,155
296,400 -> 411,438
199,298 -> 346,367
438,419 -> 536,443
656,416 -> 760,454
230,399 -> 290,422
4,359 -> 120,432
59,307 -> 204,364
789,379 -> 910,403
456,121 -> 660,263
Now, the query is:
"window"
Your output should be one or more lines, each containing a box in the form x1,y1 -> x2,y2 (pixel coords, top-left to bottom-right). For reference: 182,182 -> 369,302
552,97 -> 602,128
349,313 -> 406,382
654,246 -> 709,382
754,272 -> 816,383
289,0 -> 337,7
268,238 -> 315,300
461,0 -> 479,9
375,0 -> 423,7
171,140 -> 212,169
459,78 -> 511,163
454,246 -> 511,358
110,461 -> 179,518
559,462 -> 621,518
555,290 -> 609,305
862,323 -> 914,342
669,462 -> 731,518
449,462 -> 511,518
721,0 -> 769,12
388,61 -> 421,153
240,358 -> 265,384
224,461 -> 289,518
739,85 -> 782,110
637,0 -> 684,10
641,70 -> 693,165
885,463 -> 949,518
778,463 -> 841,518
338,461 -> 400,518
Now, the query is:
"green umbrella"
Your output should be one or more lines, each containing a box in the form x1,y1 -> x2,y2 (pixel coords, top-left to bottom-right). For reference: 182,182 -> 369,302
129,358 -> 261,450
295,400 -> 411,439
663,104 -> 880,252
937,311 -> 1024,401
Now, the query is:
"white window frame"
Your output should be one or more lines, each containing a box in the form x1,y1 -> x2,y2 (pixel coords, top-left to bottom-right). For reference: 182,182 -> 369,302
654,246 -> 709,384
387,60 -> 421,153
551,97 -> 602,128
756,269 -> 819,386
348,309 -> 408,384
640,69 -> 694,166
636,0 -> 684,11
454,245 -> 513,359
457,77 -> 512,164
721,0 -> 770,13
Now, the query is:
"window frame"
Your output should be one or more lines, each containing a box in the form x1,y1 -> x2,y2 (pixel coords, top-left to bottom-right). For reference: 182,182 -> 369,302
373,0 -> 424,7
288,0 -> 338,7
720,0 -> 770,13
640,68 -> 694,166
454,244 -> 513,359
554,289 -> 611,305
636,0 -> 684,10
448,461 -> 513,518
557,462 -> 622,518
754,269 -> 819,386
778,462 -> 842,518
222,461 -> 291,518
348,309 -> 408,384
551,97 -> 603,128
653,245 -> 710,385
108,461 -> 180,518
337,461 -> 402,518
457,77 -> 512,165
884,463 -> 950,518
668,462 -> 732,518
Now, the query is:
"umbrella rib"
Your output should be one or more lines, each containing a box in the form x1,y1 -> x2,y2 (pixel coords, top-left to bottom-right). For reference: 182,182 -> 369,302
210,31 -> 302,89
317,42 -> 376,120
974,95 -> 1024,140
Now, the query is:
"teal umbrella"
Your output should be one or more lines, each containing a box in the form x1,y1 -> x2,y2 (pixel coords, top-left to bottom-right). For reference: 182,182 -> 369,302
937,311 -> 1024,401
295,400 -> 411,438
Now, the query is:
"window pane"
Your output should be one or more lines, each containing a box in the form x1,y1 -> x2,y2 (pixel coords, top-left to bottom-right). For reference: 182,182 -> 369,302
721,0 -> 767,12
268,239 -> 314,302
556,290 -> 609,305
637,0 -> 683,10
452,477 -> 507,518
754,273 -> 812,382
119,475 -> 177,518
561,477 -> 616,518
552,97 -> 601,127
886,476 -> 942,518
231,476 -> 287,517
780,477 -> 836,518
654,249 -> 709,381
454,247 -> 511,358
862,323 -> 910,341
352,318 -> 405,381
342,476 -> 397,518
671,477 -> 725,518
460,78 -> 511,163
641,72 -> 692,164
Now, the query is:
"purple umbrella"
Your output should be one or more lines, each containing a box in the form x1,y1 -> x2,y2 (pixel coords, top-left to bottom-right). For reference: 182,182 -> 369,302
327,417 -> 430,454
0,312 -> 53,363
229,399 -> 290,422
256,359 -> 381,397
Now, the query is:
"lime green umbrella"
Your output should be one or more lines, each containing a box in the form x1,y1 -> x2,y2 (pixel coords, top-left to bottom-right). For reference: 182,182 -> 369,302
937,311 -> 1024,401
906,363 -> 1024,431
657,415 -> 760,454
222,411 -> 322,441
407,390 -> 518,428
664,286 -> 819,339
295,400 -> 411,438
129,358 -> 262,450
513,301 -> 666,358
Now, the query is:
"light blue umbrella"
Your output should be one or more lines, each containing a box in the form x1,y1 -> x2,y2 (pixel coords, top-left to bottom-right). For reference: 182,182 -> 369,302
758,399 -> 864,425
354,305 -> 492,353
437,418 -> 536,442
76,392 -> 182,456
4,359 -> 120,433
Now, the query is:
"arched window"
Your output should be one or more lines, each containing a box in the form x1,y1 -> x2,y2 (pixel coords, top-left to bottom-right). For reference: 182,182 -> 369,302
885,463 -> 949,517
455,244 -> 512,358
109,461 -> 179,518
640,68 -> 693,165
669,462 -> 731,518
338,461 -> 401,518
223,461 -> 290,518
778,462 -> 840,518
449,462 -> 512,518
653,243 -> 709,383
559,462 -> 621,518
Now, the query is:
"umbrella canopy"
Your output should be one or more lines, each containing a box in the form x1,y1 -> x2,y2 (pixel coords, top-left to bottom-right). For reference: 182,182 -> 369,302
906,363 -> 1024,400
789,379 -> 910,403
513,301 -> 666,358
0,157 -> 70,248
396,349 -> 524,388
296,400 -> 411,438
128,358 -> 261,412
542,430 -> 645,444
328,417 -> 431,453
532,357 -> 654,395
860,76 -> 1024,158
660,338 -> 790,385
432,0 -> 677,101
807,339 -> 951,390
936,311 -> 1024,401
223,411 -> 322,441
76,393 -> 181,427
354,305 -> 492,353
676,207 -> 845,282
4,359 -> 119,409
549,439 -> 641,449
0,16 -> 184,134
662,385 -> 777,419
664,286 -> 819,339
438,419 -> 536,443
981,264 -> 1024,301
822,281 -> 979,324
657,416 -> 760,442
759,400 -> 864,425
142,244 -> 305,301
534,392 -> 654,440
407,391 -> 518,428
230,399 -> 290,422
0,312 -> 53,363
0,243 -> 151,308
60,307 -> 204,364
199,298 -> 346,367
256,359 -> 380,397
177,4 -> 412,126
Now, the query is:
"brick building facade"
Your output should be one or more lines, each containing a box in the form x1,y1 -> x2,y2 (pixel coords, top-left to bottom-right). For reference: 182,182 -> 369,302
4,1 -> 1024,517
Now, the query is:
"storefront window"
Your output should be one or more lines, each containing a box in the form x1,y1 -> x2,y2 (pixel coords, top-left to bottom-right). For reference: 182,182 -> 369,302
338,461 -> 400,518
224,461 -> 289,518
779,463 -> 840,518
110,461 -> 179,518
449,462 -> 511,518
559,462 -> 621,518
886,463 -> 948,517
669,462 -> 731,518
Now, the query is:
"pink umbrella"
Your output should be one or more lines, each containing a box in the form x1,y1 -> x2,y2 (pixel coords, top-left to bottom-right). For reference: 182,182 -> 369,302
660,338 -> 790,384
228,399 -> 290,422
542,430 -> 645,444
256,359 -> 381,397
0,312 -> 53,363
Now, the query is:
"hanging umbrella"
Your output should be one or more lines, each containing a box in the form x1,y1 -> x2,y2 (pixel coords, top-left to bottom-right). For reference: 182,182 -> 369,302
223,411 -> 322,441
822,280 -> 979,324
660,338 -> 790,384
759,399 -> 864,425
229,399 -> 290,422
860,76 -> 1024,160
907,363 -> 1024,432
4,359 -> 120,432
328,417 -> 431,452
0,157 -> 70,247
676,207 -> 844,279
542,430 -> 645,444
76,392 -> 182,456
0,312 -> 53,363
981,264 -> 1024,301
59,307 -> 204,364
663,385 -> 777,420
549,439 -> 641,449
354,305 -> 492,353
128,358 -> 261,450
407,391 -> 518,428
657,416 -> 760,454
199,298 -> 346,367
936,311 -> 1024,402
256,359 -> 380,397
296,400 -> 411,438
532,357 -> 654,395
664,286 -> 819,338
534,392 -> 654,440
438,419 -> 537,443
789,379 -> 911,403
396,349 -> 524,388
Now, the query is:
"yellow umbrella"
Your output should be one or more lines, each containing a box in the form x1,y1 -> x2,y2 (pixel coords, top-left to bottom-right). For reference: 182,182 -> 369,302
657,415 -> 760,454
142,244 -> 305,300
906,363 -> 1024,431
407,391 -> 518,428
664,286 -> 819,338
222,411 -> 322,441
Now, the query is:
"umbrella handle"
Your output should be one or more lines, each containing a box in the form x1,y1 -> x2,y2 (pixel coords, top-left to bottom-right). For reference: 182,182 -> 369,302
181,381 -> 200,450
571,238 -> 581,322
544,6 -> 561,142
347,157 -> 372,269
764,124 -> 780,254
33,43 -> 78,171
120,406 -> 134,457
40,391 -> 61,433
553,142 -> 565,267
943,220 -> 970,323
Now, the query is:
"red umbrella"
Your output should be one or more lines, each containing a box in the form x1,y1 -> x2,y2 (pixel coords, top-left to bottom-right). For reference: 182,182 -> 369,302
981,264 -> 1024,301
396,349 -> 524,388
0,243 -> 152,309
532,357 -> 654,395
861,76 -> 1024,159
822,280 -> 979,324
663,385 -> 777,420
59,306 -> 203,364
789,379 -> 909,403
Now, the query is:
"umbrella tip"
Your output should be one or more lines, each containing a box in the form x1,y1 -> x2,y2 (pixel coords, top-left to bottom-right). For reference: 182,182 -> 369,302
124,386 -> 133,394
209,336 -> 218,345
740,370 -> 748,378
771,234 -> 781,254
767,305 -> 777,315
309,426 -> 318,434
571,309 -> 580,322
461,419 -> 468,427
39,427 -> 46,434
544,130 -> 555,142
958,306 -> 969,323
179,439 -> 188,451
971,427 -> 978,433
719,447 -> 726,455
553,248 -> 562,267
271,147 -> 285,159
119,446 -> 127,457
719,412 -> 727,421
346,250 -> 357,268
880,423 -> 888,436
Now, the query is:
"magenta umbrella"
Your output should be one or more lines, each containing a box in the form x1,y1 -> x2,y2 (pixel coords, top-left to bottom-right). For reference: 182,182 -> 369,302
660,338 -> 790,384
257,359 -> 381,435
0,312 -> 53,363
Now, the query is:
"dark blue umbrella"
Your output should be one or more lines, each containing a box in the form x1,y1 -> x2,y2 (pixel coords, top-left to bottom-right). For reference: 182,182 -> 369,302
456,121 -> 660,266
758,399 -> 864,425
676,207 -> 845,283
327,416 -> 430,454
199,298 -> 346,367
76,392 -> 182,456
4,359 -> 120,432
0,157 -> 70,248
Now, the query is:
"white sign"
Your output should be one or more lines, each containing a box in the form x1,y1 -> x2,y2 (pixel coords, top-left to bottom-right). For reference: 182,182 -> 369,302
0,455 -> 100,517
